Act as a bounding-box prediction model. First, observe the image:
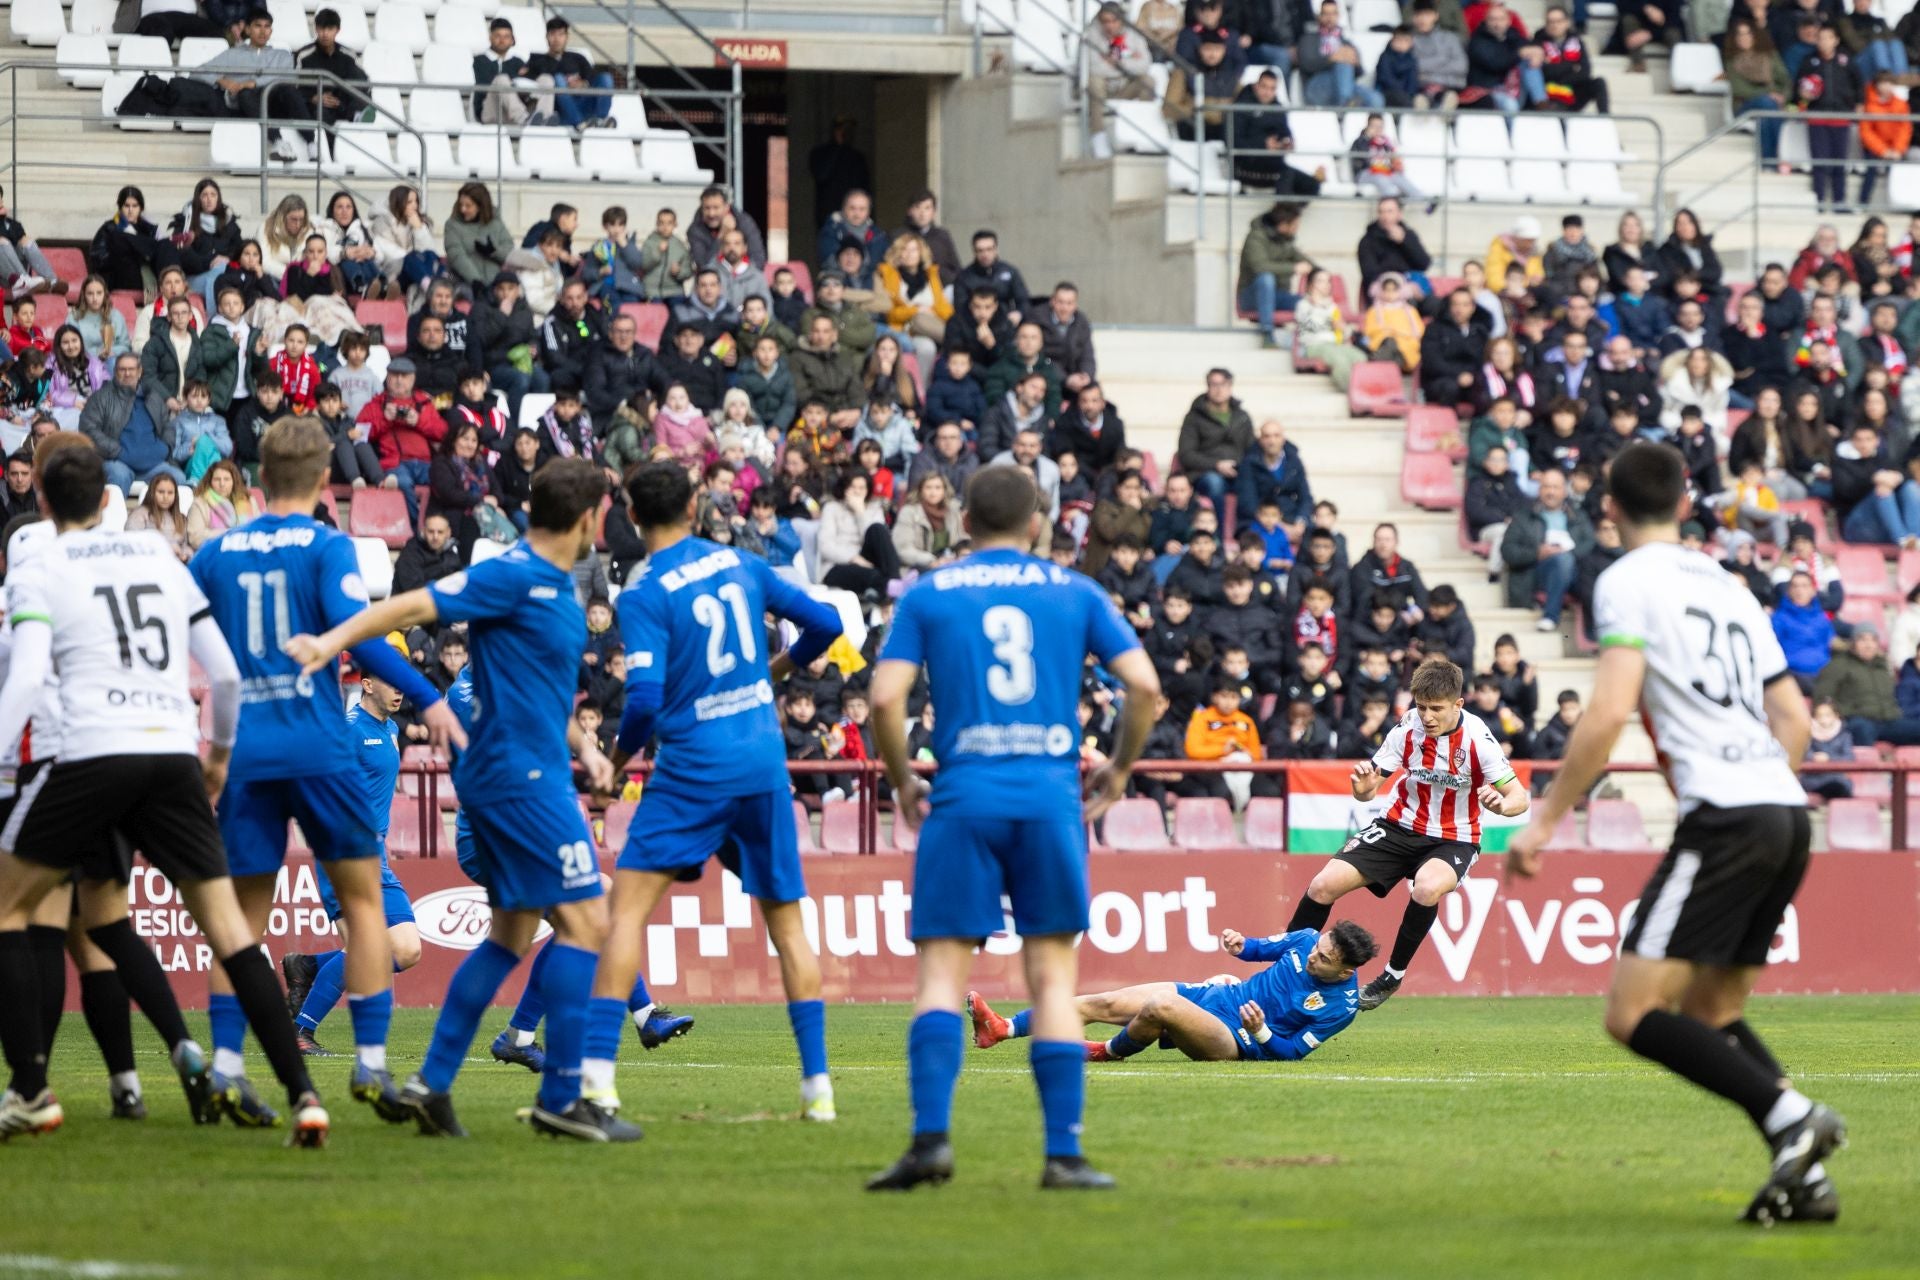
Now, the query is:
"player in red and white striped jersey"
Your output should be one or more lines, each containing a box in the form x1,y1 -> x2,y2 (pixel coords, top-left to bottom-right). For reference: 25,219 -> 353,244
1283,656 -> 1529,1009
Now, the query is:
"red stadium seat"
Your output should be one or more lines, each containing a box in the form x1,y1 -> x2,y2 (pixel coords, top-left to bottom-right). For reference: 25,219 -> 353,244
821,800 -> 862,854
1586,798 -> 1655,851
249,487 -> 267,513
1401,452 -> 1461,510
1779,499 -> 1834,553
435,772 -> 460,811
347,486 -> 412,549
387,795 -> 424,856
884,812 -> 919,853
1836,598 -> 1888,633
1825,798 -> 1890,850
794,801 -> 822,854
32,293 -> 68,330
1459,508 -> 1491,556
1836,545 -> 1895,602
354,297 -> 408,353
1243,796 -> 1285,850
619,301 -> 669,351
766,260 -> 812,301
1898,548 -> 1920,597
1423,275 -> 1462,298
109,289 -> 140,332
1850,748 -> 1892,800
317,487 -> 340,527
601,800 -> 637,855
1404,404 -> 1465,458
1723,279 -> 1753,324
1328,274 -> 1352,321
1102,798 -> 1171,851
44,247 -> 86,297
1347,361 -> 1409,417
1895,745 -> 1920,797
1550,809 -> 1580,847
1173,797 -> 1236,850
1723,407 -> 1750,442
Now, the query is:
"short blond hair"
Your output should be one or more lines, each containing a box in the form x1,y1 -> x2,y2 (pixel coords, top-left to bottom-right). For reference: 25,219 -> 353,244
259,415 -> 333,499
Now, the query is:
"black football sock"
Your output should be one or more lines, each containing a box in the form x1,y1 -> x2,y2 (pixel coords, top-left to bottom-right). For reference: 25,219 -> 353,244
0,930 -> 49,1097
80,970 -> 137,1077
1720,1018 -> 1786,1082
1286,895 -> 1331,934
1627,1009 -> 1782,1131
26,925 -> 66,1057
1388,900 -> 1439,974
219,947 -> 313,1104
87,920 -> 190,1050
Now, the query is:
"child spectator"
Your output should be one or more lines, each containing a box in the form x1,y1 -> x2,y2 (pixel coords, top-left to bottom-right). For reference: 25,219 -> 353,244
651,381 -> 713,466
231,370 -> 285,466
1671,404 -> 1721,501
1165,526 -> 1224,607
1280,642 -> 1342,722
5,348 -> 46,413
1288,574 -> 1341,674
313,381 -> 379,489
1206,564 -> 1284,690
491,427 -> 541,533
583,206 -> 646,307
926,347 -> 986,442
449,369 -> 509,460
1231,531 -> 1287,611
1247,495 -> 1295,574
330,331 -> 382,422
1263,696 -> 1335,762
1184,676 -> 1262,809
169,378 -> 231,483
1716,458 -> 1790,546
1801,699 -> 1857,799
125,470 -> 191,562
1412,582 -> 1475,669
1338,693 -> 1395,757
1772,569 -> 1837,692
1531,689 -> 1582,761
1375,28 -> 1421,106
1363,272 -> 1425,370
1349,645 -> 1398,708
7,296 -> 50,358
1349,113 -> 1426,203
536,382 -> 601,466
1097,534 -> 1156,628
1485,632 -> 1539,726
770,265 -> 809,331
267,323 -> 323,413
1469,676 -> 1533,758
282,234 -> 341,306
1145,586 -> 1199,677
582,595 -> 619,671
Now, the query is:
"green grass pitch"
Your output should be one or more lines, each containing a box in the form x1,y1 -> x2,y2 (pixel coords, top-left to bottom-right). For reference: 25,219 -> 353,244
3,997 -> 1916,1280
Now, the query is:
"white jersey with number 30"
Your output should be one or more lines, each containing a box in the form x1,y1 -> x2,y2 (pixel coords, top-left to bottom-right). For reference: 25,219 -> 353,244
1593,541 -> 1806,816
5,528 -> 207,761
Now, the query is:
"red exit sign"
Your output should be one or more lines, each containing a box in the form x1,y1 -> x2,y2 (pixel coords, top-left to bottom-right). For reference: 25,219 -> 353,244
714,38 -> 787,68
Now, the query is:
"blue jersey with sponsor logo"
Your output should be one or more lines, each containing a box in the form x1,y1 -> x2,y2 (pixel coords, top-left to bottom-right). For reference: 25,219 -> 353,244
1220,928 -> 1358,1061
427,544 -> 583,799
189,513 -> 368,781
879,548 -> 1139,820
619,536 -> 842,796
345,702 -> 400,841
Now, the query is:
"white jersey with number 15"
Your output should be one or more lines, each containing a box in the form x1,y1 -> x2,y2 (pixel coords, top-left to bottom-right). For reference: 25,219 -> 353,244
1592,541 -> 1806,817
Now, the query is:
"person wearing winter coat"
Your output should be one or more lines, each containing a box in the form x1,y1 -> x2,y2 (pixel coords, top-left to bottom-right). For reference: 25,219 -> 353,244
470,272 -> 550,422
1176,373 -> 1257,517
1236,202 -> 1311,345
1499,469 -> 1593,627
1772,569 -> 1838,689
890,470 -> 965,569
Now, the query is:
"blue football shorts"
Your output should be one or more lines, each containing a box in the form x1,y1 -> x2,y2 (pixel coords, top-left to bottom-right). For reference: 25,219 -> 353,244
461,783 -> 603,913
909,814 -> 1089,941
315,846 -> 416,927
220,772 -> 380,879
616,783 -> 806,904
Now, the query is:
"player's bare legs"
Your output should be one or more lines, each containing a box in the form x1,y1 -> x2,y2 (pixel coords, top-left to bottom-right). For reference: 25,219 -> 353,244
1092,990 -> 1242,1062
1287,858 -> 1368,933
581,868 -> 673,1110
970,981 -> 1182,1047
761,899 -> 832,1119
1356,857 -> 1463,1011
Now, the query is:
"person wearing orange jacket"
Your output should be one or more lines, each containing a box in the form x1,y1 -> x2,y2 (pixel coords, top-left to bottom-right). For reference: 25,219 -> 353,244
1185,676 -> 1263,808
1858,69 -> 1913,208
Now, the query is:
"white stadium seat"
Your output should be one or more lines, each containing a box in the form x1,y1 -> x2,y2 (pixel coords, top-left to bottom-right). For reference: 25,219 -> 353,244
1510,115 -> 1567,160
1011,0 -> 1071,72
100,486 -> 127,533
409,87 -> 467,133
266,0 -> 308,50
11,0 -> 66,47
1452,113 -> 1511,158
1398,112 -> 1446,156
1451,158 -> 1516,202
421,42 -> 473,87
353,536 -> 395,599
1668,43 -> 1728,94
333,4 -> 371,51
1566,160 -> 1637,206
376,3 -> 433,55
56,33 -> 110,88
1287,109 -> 1344,157
361,42 -> 418,87
1402,155 -> 1446,195
435,3 -> 489,53
458,124 -> 529,178
580,133 -> 643,181
638,131 -> 714,184
1349,0 -> 1402,30
211,120 -> 267,171
1166,140 -> 1236,194
395,128 -> 459,178
115,35 -> 172,74
328,124 -> 395,177
1509,158 -> 1572,204
517,393 -> 555,428
1889,163 -> 1920,208
69,0 -> 120,44
603,92 -> 648,135
518,126 -> 585,179
1108,99 -> 1171,154
176,36 -> 227,68
493,4 -> 543,56
1566,116 -> 1633,162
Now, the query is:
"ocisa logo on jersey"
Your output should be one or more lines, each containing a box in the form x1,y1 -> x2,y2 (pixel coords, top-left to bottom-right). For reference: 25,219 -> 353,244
413,887 -> 551,951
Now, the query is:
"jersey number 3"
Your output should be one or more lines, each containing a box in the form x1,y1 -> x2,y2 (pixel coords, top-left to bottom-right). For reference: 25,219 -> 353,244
984,605 -> 1035,706
692,583 -> 758,678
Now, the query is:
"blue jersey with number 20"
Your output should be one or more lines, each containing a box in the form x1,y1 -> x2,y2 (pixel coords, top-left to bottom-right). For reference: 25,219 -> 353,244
879,549 -> 1139,821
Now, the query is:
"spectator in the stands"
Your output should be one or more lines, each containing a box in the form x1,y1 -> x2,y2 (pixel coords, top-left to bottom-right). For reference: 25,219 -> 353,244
299,9 -> 370,136
906,420 -> 978,497
800,270 -> 878,360
988,426 -> 1063,530
1795,25 -> 1865,212
1146,470 -> 1198,564
1347,112 -> 1425,203
979,370 -> 1052,464
1167,525 -> 1226,609
1658,208 -> 1726,312
654,322 -> 724,413
1376,24 -> 1422,107
874,232 -> 950,372
668,268 -> 740,349
393,513 -> 462,593
815,188 -> 888,277
1541,215 -> 1598,300
1237,201 -> 1310,349
1421,288 -> 1491,406
892,470 -> 964,571
791,312 -> 865,433
85,190 -> 158,299
1297,0 -> 1384,107
583,206 -> 655,306
1032,281 -> 1096,395
1175,366 -> 1255,520
862,334 -> 921,421
80,353 -> 183,495
1235,418 -> 1312,544
164,179 -> 243,314
1408,0 -> 1470,108
1467,442 -> 1527,576
1834,419 -> 1920,546
1601,209 -> 1662,295
472,18 -> 531,124
1609,264 -> 1669,363
184,459 -> 253,550
539,278 -> 604,390
371,185 -> 445,302
690,185 -> 767,270
1528,6 -> 1608,110
527,17 -> 617,130
1840,0 -> 1907,75
1724,21 -> 1791,167
72,275 -> 132,361
197,11 -> 314,163
983,321 -> 1062,416
1349,521 -> 1427,622
1858,72 -> 1912,209
953,229 -> 1032,324
817,470 -> 899,597
925,347 -> 983,440
1466,4 -> 1533,112
1501,468 -> 1592,631
1085,2 -> 1157,154
1607,0 -> 1682,70
1231,72 -> 1327,196
1658,347 -> 1734,435
137,0 -> 225,45
1357,196 -> 1434,298
445,182 -> 514,293
1819,625 -> 1920,746
1469,676 -> 1533,758
890,190 -> 961,282
807,113 -> 871,230
1773,569 -> 1838,690
1655,296 -> 1717,359
140,296 -> 206,416
470,272 -> 548,422
1412,583 -> 1475,671
361,357 -> 446,523
426,419 -> 494,561
1571,511 -> 1623,639
1050,381 -> 1126,477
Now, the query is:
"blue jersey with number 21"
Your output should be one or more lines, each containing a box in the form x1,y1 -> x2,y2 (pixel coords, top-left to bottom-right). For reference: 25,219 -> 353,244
879,548 -> 1139,821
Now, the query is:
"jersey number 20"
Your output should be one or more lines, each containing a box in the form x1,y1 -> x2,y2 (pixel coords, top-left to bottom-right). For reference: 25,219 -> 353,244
692,583 -> 758,677
984,605 -> 1035,705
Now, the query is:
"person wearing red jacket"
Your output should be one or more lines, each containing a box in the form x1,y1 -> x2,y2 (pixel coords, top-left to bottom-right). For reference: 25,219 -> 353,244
357,356 -> 446,524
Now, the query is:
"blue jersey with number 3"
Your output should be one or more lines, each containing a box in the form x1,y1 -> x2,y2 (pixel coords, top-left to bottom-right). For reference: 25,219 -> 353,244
619,536 -> 843,796
427,544 -> 584,800
189,512 -> 370,782
879,549 -> 1140,821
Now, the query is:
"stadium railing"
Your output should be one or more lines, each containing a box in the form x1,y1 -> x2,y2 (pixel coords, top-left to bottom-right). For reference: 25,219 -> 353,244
391,756 -> 1915,860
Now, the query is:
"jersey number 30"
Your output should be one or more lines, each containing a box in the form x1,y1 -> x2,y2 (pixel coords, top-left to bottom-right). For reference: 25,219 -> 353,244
692,583 -> 758,677
1684,606 -> 1760,717
984,605 -> 1035,706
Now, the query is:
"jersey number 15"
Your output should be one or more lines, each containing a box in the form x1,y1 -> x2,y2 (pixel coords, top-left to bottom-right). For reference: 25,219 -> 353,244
93,584 -> 171,671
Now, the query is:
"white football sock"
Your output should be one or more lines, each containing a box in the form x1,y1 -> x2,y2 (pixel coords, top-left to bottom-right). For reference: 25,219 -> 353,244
800,1073 -> 832,1103
630,1003 -> 655,1028
513,1028 -> 538,1047
111,1071 -> 141,1097
1384,965 -> 1405,980
1764,1088 -> 1813,1136
357,1044 -> 387,1071
581,1058 -> 615,1094
213,1048 -> 246,1079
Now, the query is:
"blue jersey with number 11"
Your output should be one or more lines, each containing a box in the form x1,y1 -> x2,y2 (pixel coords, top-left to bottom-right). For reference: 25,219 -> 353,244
879,549 -> 1139,821
189,513 -> 369,782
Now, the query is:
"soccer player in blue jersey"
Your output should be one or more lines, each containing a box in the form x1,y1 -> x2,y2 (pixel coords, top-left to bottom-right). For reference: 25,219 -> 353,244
865,466 -> 1162,1192
190,418 -> 459,1128
280,670 -> 424,1055
581,462 -> 845,1121
435,664 -> 694,1076
969,923 -> 1377,1063
287,458 -> 636,1142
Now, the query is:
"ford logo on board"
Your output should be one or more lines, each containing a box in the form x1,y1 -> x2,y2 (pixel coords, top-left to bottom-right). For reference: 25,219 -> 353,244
413,887 -> 553,952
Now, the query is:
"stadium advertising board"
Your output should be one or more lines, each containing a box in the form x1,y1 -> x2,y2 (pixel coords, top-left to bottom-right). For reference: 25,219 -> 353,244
111,851 -> 1920,1008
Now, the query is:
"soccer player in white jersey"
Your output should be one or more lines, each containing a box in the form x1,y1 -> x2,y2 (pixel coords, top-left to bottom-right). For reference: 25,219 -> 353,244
1508,442 -> 1844,1226
1283,655 -> 1531,1009
0,444 -> 327,1143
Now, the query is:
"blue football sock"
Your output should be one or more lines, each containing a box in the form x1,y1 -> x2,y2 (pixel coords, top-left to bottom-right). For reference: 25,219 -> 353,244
310,949 -> 343,971
1105,1027 -> 1148,1059
296,951 -> 348,1032
583,996 -> 628,1068
420,939 -> 519,1093
508,937 -> 552,1033
208,992 -> 245,1071
1030,1040 -> 1086,1158
347,989 -> 393,1056
787,999 -> 828,1078
534,944 -> 596,1112
907,1010 -> 963,1137
627,971 -> 652,1014
1010,1009 -> 1033,1039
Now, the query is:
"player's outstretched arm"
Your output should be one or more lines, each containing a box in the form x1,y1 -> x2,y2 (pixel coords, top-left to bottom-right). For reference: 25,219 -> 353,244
1350,760 -> 1383,801
760,571 -> 846,683
1508,644 -> 1646,877
285,588 -> 442,676
1084,649 -> 1162,824
869,658 -> 927,829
